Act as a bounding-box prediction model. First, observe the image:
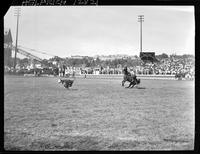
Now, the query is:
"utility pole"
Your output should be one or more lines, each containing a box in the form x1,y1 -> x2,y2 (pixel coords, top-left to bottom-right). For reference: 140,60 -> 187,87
14,7 -> 21,72
138,15 -> 144,54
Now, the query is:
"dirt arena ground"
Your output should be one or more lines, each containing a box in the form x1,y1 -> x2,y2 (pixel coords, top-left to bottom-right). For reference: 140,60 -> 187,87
4,75 -> 194,150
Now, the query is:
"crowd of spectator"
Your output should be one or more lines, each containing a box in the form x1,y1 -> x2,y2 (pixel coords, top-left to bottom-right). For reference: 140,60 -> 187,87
4,54 -> 194,80
133,55 -> 195,79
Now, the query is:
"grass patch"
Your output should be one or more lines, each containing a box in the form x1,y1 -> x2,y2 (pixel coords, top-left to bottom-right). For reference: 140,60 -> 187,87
4,76 -> 194,150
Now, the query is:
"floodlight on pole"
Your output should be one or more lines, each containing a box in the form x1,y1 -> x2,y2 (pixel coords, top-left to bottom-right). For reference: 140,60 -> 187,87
14,7 -> 21,71
138,15 -> 144,54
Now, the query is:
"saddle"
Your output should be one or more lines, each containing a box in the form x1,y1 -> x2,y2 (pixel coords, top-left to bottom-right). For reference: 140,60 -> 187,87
127,72 -> 136,81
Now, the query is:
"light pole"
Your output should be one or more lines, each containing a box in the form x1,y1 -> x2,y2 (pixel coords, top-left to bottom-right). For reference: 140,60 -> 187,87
14,7 -> 21,71
138,15 -> 144,54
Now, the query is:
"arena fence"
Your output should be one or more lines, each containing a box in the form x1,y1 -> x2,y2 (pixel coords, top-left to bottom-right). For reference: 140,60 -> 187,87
20,73 -> 193,80
76,74 -> 176,80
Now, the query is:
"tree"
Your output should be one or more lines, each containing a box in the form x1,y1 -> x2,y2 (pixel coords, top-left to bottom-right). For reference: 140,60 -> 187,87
41,59 -> 49,67
156,53 -> 168,59
95,57 -> 101,66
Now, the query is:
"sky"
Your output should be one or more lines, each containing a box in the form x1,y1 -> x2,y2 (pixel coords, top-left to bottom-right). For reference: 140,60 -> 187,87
4,6 -> 195,59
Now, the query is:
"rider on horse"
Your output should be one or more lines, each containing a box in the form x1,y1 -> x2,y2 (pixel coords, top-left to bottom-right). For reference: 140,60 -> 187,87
123,66 -> 137,83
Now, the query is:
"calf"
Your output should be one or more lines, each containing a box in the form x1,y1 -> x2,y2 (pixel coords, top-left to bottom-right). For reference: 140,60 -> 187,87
58,78 -> 74,89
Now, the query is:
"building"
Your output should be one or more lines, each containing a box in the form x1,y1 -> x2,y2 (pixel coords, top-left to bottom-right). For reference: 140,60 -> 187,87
71,55 -> 85,59
93,67 -> 101,75
140,52 -> 159,63
96,54 -> 129,61
4,28 -> 13,67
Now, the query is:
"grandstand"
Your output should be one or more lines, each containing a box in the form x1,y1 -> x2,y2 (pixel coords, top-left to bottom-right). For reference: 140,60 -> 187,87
140,52 -> 159,63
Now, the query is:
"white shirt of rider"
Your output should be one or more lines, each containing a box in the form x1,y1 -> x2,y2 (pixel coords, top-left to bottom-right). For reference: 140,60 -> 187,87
130,70 -> 135,76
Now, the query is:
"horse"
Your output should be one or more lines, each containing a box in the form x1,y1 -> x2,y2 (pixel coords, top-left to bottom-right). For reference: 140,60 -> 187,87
122,69 -> 140,88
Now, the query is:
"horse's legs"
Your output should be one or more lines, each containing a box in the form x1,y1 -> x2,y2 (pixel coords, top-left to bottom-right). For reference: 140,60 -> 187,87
122,80 -> 125,86
130,83 -> 134,88
130,83 -> 135,88
64,83 -> 69,89
130,81 -> 137,88
126,82 -> 132,88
